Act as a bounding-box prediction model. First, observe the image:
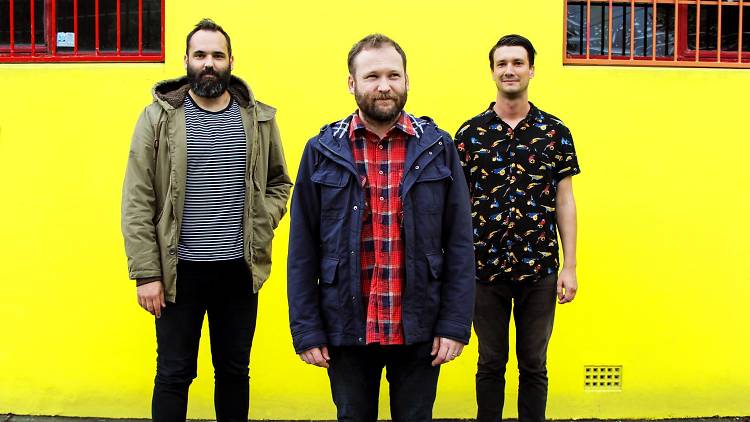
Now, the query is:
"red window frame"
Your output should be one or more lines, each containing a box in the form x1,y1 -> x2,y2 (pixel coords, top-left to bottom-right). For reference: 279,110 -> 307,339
563,0 -> 750,69
0,0 -> 165,63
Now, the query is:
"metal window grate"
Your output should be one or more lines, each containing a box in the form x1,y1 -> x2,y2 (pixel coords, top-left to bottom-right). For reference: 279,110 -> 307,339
0,0 -> 164,63
584,365 -> 623,391
564,0 -> 750,68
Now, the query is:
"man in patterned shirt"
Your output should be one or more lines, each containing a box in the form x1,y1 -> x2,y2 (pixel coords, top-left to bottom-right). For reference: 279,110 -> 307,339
454,34 -> 581,422
287,34 -> 475,422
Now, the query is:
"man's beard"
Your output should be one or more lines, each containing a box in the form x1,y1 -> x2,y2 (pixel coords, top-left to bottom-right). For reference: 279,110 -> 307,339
188,66 -> 231,98
355,89 -> 407,123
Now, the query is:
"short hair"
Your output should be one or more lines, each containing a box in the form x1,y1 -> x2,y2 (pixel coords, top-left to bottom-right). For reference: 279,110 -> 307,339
185,18 -> 232,57
488,34 -> 537,68
347,33 -> 407,76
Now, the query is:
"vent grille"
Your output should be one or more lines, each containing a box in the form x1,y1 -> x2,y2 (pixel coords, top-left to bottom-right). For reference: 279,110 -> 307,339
584,365 -> 622,391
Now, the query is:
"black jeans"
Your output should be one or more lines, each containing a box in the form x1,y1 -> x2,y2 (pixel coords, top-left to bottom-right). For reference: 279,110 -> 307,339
152,259 -> 258,422
327,342 -> 440,422
474,274 -> 557,422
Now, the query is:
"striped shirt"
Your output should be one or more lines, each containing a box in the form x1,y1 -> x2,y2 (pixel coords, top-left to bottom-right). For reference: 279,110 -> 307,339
178,94 -> 247,261
349,111 -> 415,345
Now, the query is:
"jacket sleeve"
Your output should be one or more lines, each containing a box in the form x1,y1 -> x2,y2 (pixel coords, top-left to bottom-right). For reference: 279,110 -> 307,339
287,139 -> 328,353
264,116 -> 293,228
435,130 -> 476,344
121,106 -> 162,280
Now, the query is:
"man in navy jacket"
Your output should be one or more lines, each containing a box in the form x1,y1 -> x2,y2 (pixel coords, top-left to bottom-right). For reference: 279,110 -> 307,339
287,34 -> 475,422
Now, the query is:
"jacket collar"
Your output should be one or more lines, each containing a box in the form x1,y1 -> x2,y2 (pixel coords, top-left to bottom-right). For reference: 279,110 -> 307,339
317,112 -> 443,178
151,75 -> 257,110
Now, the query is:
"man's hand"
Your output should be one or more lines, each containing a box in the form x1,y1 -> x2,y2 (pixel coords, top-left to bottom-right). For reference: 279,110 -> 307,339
137,281 -> 166,318
557,267 -> 578,304
430,337 -> 465,366
299,346 -> 330,368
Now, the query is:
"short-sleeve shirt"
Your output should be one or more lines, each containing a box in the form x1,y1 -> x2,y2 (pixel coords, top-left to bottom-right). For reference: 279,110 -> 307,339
455,102 -> 580,283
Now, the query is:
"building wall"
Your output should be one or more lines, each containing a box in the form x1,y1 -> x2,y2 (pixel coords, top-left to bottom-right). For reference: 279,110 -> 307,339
1,0 -> 749,419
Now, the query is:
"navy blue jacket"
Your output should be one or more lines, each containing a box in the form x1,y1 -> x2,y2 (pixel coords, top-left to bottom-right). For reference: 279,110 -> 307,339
287,114 -> 475,353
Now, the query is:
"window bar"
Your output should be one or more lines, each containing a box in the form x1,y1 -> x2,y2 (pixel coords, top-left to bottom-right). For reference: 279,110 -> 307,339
744,0 -> 745,63
716,0 -> 722,62
652,0 -> 657,60
50,0 -> 56,56
9,0 -> 15,53
138,0 -> 142,55
674,0 -> 679,60
696,0 -> 701,61
630,0 -> 636,59
160,0 -> 165,60
73,0 -> 78,55
95,0 -> 99,55
116,0 -> 121,54
609,0 -> 613,59
30,0 -> 35,55
586,0 -> 592,58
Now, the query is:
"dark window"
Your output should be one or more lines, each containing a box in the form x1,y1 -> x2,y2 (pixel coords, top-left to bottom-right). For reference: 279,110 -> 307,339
1,0 -> 164,62
565,1 -> 750,69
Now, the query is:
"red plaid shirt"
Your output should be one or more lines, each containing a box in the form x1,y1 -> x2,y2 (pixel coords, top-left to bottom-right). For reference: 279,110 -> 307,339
349,111 -> 415,345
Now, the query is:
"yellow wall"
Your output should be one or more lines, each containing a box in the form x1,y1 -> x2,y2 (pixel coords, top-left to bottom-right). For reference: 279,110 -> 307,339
1,0 -> 749,419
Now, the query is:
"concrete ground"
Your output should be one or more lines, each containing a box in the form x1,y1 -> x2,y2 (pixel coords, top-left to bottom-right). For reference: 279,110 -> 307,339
3,415 -> 750,422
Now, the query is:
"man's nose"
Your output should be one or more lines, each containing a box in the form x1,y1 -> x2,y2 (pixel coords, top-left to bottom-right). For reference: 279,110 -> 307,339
377,78 -> 391,92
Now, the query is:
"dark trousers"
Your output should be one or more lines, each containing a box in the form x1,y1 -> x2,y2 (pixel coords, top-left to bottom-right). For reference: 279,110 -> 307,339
327,342 -> 440,422
474,274 -> 557,422
153,259 -> 258,422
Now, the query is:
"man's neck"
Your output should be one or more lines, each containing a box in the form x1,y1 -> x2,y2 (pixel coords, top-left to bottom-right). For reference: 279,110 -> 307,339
358,110 -> 401,139
493,93 -> 531,125
189,90 -> 231,112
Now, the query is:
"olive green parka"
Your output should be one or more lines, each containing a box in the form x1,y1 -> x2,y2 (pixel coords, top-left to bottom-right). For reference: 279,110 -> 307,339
121,75 -> 292,301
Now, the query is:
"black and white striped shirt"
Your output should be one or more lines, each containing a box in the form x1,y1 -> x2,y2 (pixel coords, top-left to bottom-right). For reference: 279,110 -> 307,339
178,94 -> 247,261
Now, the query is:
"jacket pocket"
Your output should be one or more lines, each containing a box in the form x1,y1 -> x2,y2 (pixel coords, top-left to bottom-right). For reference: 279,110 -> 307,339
319,256 -> 340,285
312,166 -> 351,220
414,164 -> 452,214
425,252 -> 444,281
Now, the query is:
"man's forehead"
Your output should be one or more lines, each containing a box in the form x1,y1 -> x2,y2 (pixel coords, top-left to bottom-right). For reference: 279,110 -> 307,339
188,30 -> 229,53
494,45 -> 529,61
354,47 -> 404,71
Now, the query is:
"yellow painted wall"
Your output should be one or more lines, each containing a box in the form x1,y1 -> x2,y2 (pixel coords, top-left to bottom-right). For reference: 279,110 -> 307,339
1,0 -> 749,419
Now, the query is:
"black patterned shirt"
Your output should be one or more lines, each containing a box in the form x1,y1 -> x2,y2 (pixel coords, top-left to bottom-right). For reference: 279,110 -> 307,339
455,102 -> 580,283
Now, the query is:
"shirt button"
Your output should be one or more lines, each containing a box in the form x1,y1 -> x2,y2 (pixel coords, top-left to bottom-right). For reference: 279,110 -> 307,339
353,205 -> 358,210
350,251 -> 355,255
379,196 -> 385,201
358,337 -> 364,342
438,141 -> 443,145
415,165 -> 420,170
379,170 -> 384,175
168,248 -> 175,256
378,145 -> 384,150
428,151 -> 433,155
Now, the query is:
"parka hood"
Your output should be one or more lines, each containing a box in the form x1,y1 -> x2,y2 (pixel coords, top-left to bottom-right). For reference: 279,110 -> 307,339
151,75 -> 257,110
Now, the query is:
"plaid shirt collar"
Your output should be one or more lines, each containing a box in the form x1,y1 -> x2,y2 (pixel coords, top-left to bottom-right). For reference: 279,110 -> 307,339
348,110 -> 417,141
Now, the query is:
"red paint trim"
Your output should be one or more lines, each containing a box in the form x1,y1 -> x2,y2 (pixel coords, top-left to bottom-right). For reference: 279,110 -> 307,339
116,0 -> 120,54
30,0 -> 35,55
138,0 -> 142,55
74,0 -> 78,55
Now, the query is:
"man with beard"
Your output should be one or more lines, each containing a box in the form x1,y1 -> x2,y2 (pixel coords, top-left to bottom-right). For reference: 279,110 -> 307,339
454,34 -> 580,422
121,18 -> 291,422
287,34 -> 475,422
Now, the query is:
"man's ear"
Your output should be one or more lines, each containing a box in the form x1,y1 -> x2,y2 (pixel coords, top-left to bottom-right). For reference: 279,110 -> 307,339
348,75 -> 355,95
530,66 -> 535,79
230,56 -> 234,70
184,55 -> 188,70
405,73 -> 410,91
